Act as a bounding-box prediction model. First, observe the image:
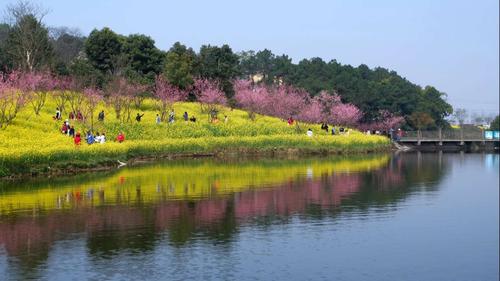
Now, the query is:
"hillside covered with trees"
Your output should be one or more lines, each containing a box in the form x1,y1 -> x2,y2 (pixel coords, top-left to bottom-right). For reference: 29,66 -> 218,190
0,1 -> 453,130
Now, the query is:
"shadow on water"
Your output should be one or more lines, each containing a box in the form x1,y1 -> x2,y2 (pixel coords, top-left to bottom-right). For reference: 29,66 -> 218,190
0,152 -> 453,279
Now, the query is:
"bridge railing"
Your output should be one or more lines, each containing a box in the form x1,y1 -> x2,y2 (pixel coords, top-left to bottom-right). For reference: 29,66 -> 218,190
400,129 -> 485,141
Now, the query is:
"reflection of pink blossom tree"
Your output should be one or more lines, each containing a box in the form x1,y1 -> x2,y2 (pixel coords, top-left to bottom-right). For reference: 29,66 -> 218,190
194,78 -> 226,121
0,71 -> 27,129
154,75 -> 187,121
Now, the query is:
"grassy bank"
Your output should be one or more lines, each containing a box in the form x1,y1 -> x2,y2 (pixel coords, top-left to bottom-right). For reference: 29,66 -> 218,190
0,97 -> 390,177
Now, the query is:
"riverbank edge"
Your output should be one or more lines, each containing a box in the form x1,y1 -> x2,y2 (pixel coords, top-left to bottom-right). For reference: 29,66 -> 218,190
1,139 -> 391,179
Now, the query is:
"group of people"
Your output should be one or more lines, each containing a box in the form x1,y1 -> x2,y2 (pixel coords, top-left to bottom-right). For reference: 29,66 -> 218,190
153,110 -> 200,124
61,119 -> 76,137
306,124 -> 350,137
365,128 -> 404,141
82,131 -> 107,145
73,131 -> 125,146
55,108 -> 126,146
54,107 -> 83,121
69,111 -> 84,121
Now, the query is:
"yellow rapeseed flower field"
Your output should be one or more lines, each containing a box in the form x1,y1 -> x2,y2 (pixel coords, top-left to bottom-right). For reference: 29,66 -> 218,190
0,94 -> 390,176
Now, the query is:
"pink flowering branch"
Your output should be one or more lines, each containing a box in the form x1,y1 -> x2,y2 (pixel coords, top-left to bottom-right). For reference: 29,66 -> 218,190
0,71 -> 28,129
234,79 -> 268,120
106,77 -> 147,122
194,78 -> 226,121
82,87 -> 103,130
154,75 -> 188,121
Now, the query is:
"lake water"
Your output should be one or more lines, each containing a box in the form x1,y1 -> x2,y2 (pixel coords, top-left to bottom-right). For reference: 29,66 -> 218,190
0,153 -> 498,281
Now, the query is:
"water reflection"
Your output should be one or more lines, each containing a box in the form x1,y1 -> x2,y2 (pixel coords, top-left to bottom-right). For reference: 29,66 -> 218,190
0,153 -> 455,279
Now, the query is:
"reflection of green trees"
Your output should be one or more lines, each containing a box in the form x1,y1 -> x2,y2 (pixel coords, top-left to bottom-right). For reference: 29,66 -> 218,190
87,208 -> 159,257
10,243 -> 50,281
336,152 -> 447,211
0,153 -> 450,273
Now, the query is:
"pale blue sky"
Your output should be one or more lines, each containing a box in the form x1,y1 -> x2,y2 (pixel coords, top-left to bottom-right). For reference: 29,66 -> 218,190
4,0 -> 499,115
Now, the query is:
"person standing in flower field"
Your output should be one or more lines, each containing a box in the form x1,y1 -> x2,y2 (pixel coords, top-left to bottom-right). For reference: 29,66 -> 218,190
74,132 -> 82,146
156,114 -> 161,124
98,110 -> 105,122
116,132 -> 125,143
183,111 -> 188,122
307,128 -> 313,137
136,113 -> 144,122
69,126 -> 75,137
168,110 -> 175,123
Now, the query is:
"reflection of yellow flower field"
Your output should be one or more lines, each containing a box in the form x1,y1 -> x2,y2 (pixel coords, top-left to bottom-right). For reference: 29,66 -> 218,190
0,96 -> 389,176
0,155 -> 389,214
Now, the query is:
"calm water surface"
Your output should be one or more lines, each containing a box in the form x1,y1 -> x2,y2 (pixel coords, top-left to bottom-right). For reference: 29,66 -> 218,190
0,153 -> 498,281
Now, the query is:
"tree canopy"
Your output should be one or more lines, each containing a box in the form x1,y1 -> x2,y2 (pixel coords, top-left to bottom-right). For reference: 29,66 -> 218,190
163,42 -> 196,90
491,115 -> 500,130
84,27 -> 123,75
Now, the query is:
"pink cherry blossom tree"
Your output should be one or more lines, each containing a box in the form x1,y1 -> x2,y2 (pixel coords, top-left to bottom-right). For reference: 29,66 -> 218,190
330,103 -> 363,127
314,91 -> 341,122
376,110 -> 405,130
23,71 -> 57,115
106,77 -> 146,122
0,71 -> 27,129
358,110 -> 405,131
297,99 -> 323,124
52,76 -> 75,117
82,87 -> 103,130
234,79 -> 268,120
266,84 -> 307,120
194,78 -> 226,121
154,75 -> 188,121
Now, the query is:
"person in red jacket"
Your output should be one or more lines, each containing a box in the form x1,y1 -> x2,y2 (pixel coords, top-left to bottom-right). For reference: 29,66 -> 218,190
116,132 -> 125,143
74,132 -> 82,145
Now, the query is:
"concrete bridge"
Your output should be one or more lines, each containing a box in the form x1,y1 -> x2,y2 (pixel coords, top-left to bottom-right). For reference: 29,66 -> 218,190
398,129 -> 499,151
